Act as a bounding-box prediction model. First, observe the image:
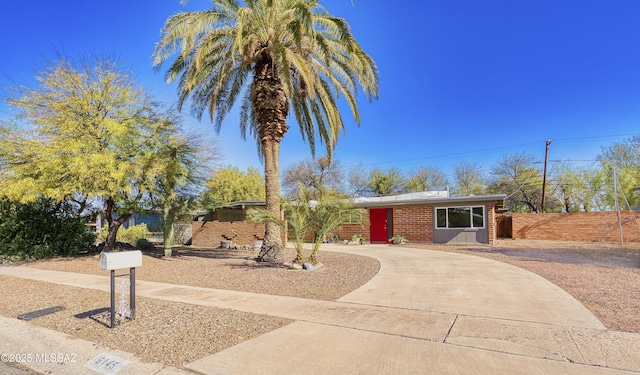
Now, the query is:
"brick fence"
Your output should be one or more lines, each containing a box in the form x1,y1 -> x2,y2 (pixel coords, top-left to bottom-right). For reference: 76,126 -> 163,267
191,220 -> 287,248
191,220 -> 264,247
512,211 -> 640,242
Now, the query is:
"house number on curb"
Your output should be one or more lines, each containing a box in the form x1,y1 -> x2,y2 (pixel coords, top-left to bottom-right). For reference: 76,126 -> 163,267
99,251 -> 142,328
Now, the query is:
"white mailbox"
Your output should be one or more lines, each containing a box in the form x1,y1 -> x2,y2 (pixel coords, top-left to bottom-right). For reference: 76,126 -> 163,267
100,251 -> 143,270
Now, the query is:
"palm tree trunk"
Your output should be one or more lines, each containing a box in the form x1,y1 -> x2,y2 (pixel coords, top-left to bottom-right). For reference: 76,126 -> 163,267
253,58 -> 289,263
257,139 -> 285,262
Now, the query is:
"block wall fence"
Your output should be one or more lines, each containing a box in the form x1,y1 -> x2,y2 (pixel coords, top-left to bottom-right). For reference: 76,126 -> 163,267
511,211 -> 640,243
191,220 -> 287,247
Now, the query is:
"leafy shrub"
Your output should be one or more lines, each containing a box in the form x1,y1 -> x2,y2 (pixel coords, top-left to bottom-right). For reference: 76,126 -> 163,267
0,198 -> 95,261
97,223 -> 149,245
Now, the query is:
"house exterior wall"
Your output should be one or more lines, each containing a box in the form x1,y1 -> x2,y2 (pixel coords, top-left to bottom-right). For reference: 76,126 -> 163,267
487,203 -> 497,245
333,203 -> 498,245
392,206 -> 433,242
512,211 -> 640,243
431,204 -> 496,244
303,210 -> 370,243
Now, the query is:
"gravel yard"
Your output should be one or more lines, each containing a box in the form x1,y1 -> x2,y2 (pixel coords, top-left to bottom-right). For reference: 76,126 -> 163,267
1,247 -> 379,368
2,241 -> 639,369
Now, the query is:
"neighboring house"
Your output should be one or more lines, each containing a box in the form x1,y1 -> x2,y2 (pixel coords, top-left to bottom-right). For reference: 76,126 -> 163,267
338,191 -> 506,245
93,211 -> 192,245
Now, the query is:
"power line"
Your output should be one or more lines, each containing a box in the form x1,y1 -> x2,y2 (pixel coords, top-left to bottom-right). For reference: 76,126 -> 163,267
340,133 -> 638,171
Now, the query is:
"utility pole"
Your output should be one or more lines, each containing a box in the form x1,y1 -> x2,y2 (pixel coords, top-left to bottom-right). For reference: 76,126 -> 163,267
541,139 -> 552,212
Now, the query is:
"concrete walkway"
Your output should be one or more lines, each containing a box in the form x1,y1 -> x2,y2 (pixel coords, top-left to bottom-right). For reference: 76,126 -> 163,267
1,244 -> 639,374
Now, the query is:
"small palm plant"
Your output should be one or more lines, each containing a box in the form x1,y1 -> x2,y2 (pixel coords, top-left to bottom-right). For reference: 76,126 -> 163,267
390,235 -> 409,244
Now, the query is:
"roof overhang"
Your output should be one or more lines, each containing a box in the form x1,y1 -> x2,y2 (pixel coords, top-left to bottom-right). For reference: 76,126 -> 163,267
219,200 -> 266,209
351,194 -> 506,209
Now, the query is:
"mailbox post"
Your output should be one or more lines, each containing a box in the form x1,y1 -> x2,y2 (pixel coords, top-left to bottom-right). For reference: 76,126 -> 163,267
99,251 -> 142,328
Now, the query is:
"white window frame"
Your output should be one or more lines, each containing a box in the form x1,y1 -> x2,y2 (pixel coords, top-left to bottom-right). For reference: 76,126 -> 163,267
435,206 -> 485,229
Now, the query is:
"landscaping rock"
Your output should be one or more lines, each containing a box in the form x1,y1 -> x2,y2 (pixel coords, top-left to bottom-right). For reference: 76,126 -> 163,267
303,262 -> 316,271
291,263 -> 303,270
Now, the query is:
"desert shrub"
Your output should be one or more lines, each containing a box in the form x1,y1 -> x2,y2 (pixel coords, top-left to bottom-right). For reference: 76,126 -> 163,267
118,223 -> 149,244
97,223 -> 149,245
0,198 -> 95,261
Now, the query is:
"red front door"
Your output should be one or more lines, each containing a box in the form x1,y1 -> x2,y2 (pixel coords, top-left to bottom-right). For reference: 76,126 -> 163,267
370,208 -> 393,243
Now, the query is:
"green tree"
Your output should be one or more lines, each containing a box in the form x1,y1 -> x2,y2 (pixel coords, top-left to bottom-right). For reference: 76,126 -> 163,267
487,152 -> 542,213
596,163 -> 640,211
597,137 -> 640,211
154,127 -> 219,254
453,161 -> 486,196
406,165 -> 448,192
200,167 -> 266,209
597,135 -> 640,168
153,0 -> 379,262
0,54 -> 181,252
368,167 -> 406,197
282,157 -> 345,200
550,162 -> 600,212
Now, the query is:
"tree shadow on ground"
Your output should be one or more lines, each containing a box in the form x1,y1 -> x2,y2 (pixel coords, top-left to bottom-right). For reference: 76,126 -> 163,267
148,246 -> 289,269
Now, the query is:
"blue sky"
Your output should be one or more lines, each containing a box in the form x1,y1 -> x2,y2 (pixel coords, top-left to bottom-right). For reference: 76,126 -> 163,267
1,0 -> 639,181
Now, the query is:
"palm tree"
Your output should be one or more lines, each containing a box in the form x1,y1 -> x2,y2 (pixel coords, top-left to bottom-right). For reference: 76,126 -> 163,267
153,0 -> 378,262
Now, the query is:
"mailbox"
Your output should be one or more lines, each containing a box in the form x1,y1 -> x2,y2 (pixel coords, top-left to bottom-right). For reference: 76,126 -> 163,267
100,250 -> 142,328
100,250 -> 143,270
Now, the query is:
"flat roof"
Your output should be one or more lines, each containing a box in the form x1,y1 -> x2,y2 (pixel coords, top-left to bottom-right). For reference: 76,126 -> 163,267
351,194 -> 506,208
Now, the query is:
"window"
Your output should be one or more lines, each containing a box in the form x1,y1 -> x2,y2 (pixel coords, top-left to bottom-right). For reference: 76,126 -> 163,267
436,206 -> 484,229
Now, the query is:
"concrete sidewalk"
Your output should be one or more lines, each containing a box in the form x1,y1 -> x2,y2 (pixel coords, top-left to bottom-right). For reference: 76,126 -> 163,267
1,244 -> 639,374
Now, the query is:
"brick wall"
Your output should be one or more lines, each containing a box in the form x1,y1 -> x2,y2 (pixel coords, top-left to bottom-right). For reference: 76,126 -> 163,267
392,206 -> 433,242
487,203 -> 497,245
192,218 -> 287,248
307,210 -> 370,243
191,220 -> 264,247
333,223 -> 368,242
512,211 -> 640,242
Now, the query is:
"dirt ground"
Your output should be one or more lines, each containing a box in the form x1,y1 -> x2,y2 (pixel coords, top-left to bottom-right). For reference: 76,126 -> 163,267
493,239 -> 640,268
